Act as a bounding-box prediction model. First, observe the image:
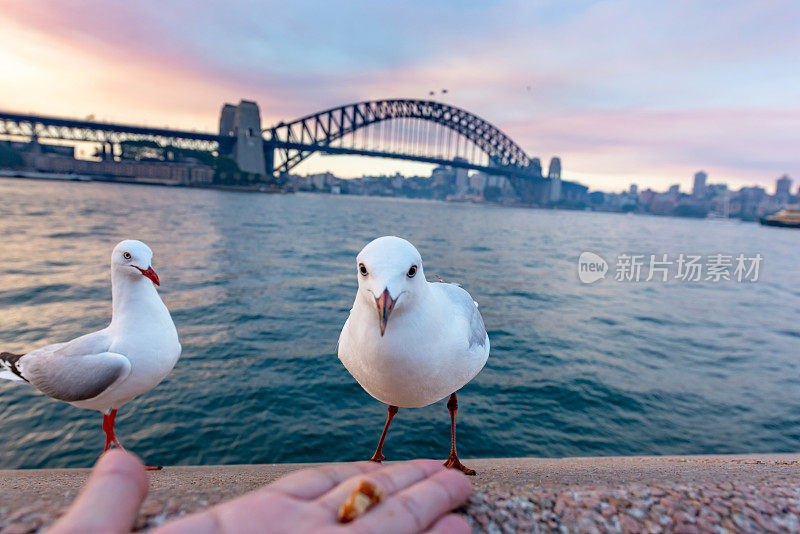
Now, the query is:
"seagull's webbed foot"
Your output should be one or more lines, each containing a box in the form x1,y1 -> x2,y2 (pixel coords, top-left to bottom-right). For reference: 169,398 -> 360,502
368,452 -> 385,463
443,453 -> 476,476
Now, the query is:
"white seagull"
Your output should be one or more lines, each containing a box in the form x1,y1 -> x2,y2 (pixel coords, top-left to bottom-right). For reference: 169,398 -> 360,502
0,240 -> 181,469
338,236 -> 489,474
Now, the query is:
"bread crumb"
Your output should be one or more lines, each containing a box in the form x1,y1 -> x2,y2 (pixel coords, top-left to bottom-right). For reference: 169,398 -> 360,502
338,480 -> 384,522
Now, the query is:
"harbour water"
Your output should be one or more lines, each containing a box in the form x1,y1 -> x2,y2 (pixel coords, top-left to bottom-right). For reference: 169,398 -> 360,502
0,178 -> 798,469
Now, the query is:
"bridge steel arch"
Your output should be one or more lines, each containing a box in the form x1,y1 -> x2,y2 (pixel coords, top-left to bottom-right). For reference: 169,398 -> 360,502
265,99 -> 539,177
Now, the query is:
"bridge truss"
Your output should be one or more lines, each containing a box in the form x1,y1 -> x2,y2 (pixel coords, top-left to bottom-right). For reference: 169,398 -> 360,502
265,99 -> 541,178
0,111 -> 228,153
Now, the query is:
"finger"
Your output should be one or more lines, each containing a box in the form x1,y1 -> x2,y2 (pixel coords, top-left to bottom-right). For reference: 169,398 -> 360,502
267,461 -> 382,500
352,469 -> 472,534
153,486 -> 312,534
317,459 -> 444,513
48,450 -> 148,534
424,513 -> 471,534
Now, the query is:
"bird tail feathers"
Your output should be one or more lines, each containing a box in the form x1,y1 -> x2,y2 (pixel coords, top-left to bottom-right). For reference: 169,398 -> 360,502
0,370 -> 25,383
0,352 -> 28,383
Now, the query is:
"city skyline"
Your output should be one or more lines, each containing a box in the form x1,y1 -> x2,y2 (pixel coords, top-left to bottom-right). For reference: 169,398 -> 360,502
1,1 -> 798,191
301,166 -> 795,198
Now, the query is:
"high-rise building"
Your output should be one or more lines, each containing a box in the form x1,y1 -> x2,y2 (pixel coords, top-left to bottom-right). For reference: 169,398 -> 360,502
547,157 -> 562,202
693,171 -> 707,198
776,174 -> 792,197
668,184 -> 680,195
629,184 -> 638,196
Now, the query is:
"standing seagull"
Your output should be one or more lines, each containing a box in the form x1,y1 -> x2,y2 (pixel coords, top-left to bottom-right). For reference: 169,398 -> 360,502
338,236 -> 489,475
0,240 -> 181,469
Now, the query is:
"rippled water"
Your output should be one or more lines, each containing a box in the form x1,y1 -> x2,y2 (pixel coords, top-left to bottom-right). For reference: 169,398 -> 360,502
1,178 -> 799,469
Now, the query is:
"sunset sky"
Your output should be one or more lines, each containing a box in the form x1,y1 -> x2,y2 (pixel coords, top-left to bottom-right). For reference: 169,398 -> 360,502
1,0 -> 798,192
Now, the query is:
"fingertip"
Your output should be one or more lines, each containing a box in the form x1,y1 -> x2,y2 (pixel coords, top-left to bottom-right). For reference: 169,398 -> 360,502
94,450 -> 148,496
433,469 -> 473,502
96,449 -> 145,472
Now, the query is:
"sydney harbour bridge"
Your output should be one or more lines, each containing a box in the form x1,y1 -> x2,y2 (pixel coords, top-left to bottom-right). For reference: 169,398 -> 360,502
0,98 -> 564,201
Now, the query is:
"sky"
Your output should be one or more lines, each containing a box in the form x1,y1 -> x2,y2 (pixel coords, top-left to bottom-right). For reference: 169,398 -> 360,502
1,0 -> 798,192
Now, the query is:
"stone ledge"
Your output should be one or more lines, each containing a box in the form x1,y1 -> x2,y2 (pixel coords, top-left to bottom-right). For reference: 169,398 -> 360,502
1,453 -> 799,532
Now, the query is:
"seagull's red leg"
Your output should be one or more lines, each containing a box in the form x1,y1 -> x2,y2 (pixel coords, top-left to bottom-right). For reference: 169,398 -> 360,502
108,409 -> 124,449
101,410 -> 115,453
443,392 -> 476,475
100,409 -> 162,470
370,405 -> 398,462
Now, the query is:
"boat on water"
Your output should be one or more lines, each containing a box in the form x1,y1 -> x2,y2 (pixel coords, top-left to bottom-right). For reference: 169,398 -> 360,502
760,205 -> 800,228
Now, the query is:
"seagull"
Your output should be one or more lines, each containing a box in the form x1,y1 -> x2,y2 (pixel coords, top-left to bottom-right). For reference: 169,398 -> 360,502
0,240 -> 181,469
338,236 -> 489,475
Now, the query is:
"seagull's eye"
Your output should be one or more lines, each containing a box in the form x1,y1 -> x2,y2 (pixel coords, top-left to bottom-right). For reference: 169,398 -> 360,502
407,265 -> 417,278
122,252 -> 132,260
359,263 -> 368,276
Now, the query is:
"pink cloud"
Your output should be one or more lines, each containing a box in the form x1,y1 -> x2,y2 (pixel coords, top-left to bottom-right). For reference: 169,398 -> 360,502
502,108 -> 799,190
1,1 -> 798,192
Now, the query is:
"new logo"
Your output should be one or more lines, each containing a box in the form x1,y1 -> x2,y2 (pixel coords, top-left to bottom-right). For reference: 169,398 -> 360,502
577,252 -> 608,284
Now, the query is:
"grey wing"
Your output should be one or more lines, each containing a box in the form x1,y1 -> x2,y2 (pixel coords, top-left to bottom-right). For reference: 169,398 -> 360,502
20,332 -> 131,402
437,283 -> 488,349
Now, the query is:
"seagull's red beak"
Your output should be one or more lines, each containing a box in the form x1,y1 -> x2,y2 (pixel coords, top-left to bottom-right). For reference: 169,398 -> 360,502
135,265 -> 160,286
375,288 -> 397,336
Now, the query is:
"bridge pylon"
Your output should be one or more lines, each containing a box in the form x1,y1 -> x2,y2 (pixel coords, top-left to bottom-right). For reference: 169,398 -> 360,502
218,100 -> 266,175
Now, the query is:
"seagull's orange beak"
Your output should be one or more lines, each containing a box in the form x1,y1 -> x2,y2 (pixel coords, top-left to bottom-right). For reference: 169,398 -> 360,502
375,288 -> 396,336
135,265 -> 160,286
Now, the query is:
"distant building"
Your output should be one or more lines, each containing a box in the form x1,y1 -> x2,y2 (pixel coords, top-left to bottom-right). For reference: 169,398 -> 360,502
547,157 -> 562,202
431,165 -> 455,187
668,184 -> 680,195
560,180 -> 589,205
453,157 -> 469,193
469,172 -> 488,193
484,174 -> 515,199
27,152 -> 214,185
308,172 -> 335,190
693,171 -> 707,198
639,188 -> 656,206
629,184 -> 638,196
390,173 -> 404,190
706,183 -> 728,196
733,185 -> 768,220
776,174 -> 792,200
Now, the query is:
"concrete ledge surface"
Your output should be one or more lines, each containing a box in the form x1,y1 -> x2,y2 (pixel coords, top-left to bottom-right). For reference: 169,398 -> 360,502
1,453 -> 799,532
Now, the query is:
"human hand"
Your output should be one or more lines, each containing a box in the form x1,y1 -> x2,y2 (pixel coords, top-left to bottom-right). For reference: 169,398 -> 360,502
47,450 -> 472,534
46,450 -> 149,534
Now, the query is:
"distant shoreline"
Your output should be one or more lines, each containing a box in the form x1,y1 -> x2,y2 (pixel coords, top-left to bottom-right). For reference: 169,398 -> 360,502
0,171 -> 765,224
0,170 -> 289,194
